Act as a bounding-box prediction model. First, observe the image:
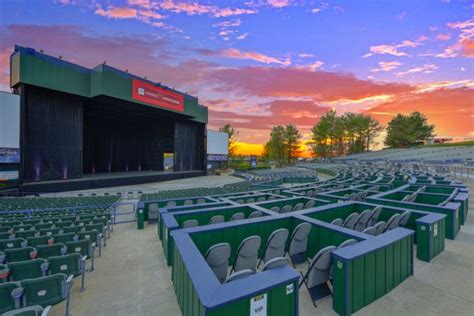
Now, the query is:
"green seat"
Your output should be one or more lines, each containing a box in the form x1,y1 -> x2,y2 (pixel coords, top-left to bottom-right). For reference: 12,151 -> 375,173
62,226 -> 82,234
0,226 -> 13,233
21,220 -> 41,226
78,230 -> 102,256
0,232 -> 12,239
51,233 -> 77,245
84,224 -> 106,246
55,221 -> 73,229
36,244 -> 66,259
33,224 -> 53,231
65,239 -> 95,271
48,253 -> 86,291
12,225 -> 33,233
7,259 -> 48,281
0,238 -> 27,251
38,228 -> 62,237
2,305 -> 50,316
15,230 -> 38,240
21,274 -> 72,315
26,236 -> 52,248
0,282 -> 20,314
4,247 -> 37,263
0,263 -> 9,283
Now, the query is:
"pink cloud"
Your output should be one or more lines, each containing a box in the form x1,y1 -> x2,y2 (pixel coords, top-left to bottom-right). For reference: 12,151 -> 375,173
209,66 -> 414,101
370,61 -> 403,72
158,0 -> 257,18
363,39 -> 423,57
95,6 -> 138,19
436,33 -> 451,41
200,48 -> 291,66
0,25 -> 214,90
396,64 -> 438,76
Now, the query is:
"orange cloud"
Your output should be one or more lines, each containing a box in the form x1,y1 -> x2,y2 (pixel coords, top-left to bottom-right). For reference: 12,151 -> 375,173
366,87 -> 474,137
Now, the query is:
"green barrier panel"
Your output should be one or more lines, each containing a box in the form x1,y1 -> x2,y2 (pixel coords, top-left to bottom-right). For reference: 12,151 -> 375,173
157,202 -> 232,240
416,214 -> 446,262
253,196 -> 331,212
140,197 -> 218,221
172,227 -> 300,316
226,193 -> 283,204
136,209 -> 144,230
454,192 -> 468,225
332,228 -> 414,315
161,205 -> 271,266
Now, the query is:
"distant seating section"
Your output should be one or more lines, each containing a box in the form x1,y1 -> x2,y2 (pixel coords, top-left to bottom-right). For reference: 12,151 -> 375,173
140,182 -> 253,202
0,196 -> 117,315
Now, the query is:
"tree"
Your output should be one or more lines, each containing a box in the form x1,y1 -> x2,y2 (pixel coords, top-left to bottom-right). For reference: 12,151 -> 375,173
284,124 -> 302,164
265,125 -> 286,166
310,111 -> 384,158
219,124 -> 239,156
384,112 -> 435,148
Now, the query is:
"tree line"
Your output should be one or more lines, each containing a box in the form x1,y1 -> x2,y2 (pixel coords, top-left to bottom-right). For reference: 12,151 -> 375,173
221,111 -> 435,164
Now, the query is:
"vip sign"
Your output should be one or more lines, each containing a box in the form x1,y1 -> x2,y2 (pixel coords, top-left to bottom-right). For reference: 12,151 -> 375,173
250,293 -> 267,316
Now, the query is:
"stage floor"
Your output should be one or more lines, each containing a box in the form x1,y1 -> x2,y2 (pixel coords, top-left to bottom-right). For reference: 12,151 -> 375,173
21,170 -> 206,193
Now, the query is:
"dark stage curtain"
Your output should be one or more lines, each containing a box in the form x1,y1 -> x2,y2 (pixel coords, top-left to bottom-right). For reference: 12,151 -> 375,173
83,110 -> 174,174
21,84 -> 84,182
174,120 -> 205,171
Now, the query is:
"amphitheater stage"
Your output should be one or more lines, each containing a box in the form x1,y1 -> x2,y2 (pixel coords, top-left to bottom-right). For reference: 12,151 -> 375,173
20,170 -> 206,193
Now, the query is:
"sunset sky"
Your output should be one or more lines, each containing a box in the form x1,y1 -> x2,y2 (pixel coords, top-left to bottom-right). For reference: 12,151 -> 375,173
0,0 -> 472,155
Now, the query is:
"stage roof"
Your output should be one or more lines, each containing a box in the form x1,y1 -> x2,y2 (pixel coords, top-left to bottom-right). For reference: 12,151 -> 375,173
10,46 -> 208,124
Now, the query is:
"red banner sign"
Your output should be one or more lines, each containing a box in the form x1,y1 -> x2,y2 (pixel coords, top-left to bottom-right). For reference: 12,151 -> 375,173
132,79 -> 184,112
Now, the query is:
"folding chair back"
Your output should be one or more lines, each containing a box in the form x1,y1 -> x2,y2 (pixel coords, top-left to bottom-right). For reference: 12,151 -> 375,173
262,257 -> 289,271
373,221 -> 387,236
305,245 -> 337,289
330,218 -> 343,226
209,215 -> 225,225
343,212 -> 359,229
385,214 -> 401,232
224,269 -> 255,283
261,229 -> 289,264
280,205 -> 292,214
288,223 -> 312,265
304,200 -> 316,209
229,212 -> 245,222
248,211 -> 263,218
232,236 -> 261,272
354,209 -> 372,232
398,210 -> 412,227
293,203 -> 304,212
182,220 -> 198,228
368,206 -> 383,227
204,243 -> 231,283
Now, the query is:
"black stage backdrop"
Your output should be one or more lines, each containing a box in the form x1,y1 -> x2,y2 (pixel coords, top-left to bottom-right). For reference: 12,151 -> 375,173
20,85 -> 205,182
174,119 -> 205,171
20,84 -> 84,182
83,100 -> 174,174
